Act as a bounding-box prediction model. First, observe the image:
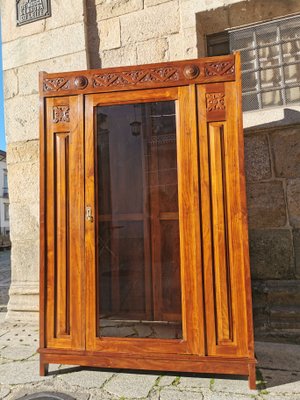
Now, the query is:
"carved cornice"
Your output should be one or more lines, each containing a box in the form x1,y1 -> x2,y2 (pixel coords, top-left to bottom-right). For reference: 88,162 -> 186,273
93,67 -> 180,88
204,60 -> 235,77
41,56 -> 236,96
44,78 -> 70,92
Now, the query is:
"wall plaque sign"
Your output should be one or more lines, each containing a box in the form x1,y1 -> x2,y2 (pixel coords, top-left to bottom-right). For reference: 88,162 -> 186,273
16,0 -> 51,26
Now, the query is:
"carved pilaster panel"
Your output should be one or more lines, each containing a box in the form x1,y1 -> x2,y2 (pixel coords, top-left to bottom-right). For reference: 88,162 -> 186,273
206,92 -> 226,121
205,82 -> 226,122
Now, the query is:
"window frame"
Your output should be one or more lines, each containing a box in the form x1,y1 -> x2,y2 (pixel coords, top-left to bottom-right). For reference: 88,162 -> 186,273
206,14 -> 300,112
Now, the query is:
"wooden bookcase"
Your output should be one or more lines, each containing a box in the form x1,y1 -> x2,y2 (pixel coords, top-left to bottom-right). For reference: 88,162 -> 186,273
39,53 -> 256,388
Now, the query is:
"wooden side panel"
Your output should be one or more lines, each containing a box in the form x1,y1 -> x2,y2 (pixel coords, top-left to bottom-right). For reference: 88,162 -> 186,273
198,80 -> 253,357
208,122 -> 233,344
55,132 -> 70,337
45,96 -> 85,350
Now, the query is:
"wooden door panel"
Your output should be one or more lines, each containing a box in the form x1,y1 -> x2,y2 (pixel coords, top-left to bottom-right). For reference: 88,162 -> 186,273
198,79 -> 250,357
85,87 -> 204,355
44,96 -> 85,350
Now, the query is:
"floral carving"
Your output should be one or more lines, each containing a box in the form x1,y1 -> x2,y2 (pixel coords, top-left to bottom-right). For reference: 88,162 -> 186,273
206,93 -> 226,112
93,67 -> 180,88
204,61 -> 235,77
43,78 -> 70,92
52,106 -> 70,123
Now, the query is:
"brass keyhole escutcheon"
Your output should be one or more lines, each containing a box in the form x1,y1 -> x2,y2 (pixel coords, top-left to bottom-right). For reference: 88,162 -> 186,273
86,206 -> 94,222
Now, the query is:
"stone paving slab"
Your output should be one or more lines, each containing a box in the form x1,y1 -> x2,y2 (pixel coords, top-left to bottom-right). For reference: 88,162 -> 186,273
58,369 -> 115,389
104,373 -> 159,398
0,317 -> 299,399
159,388 -> 203,400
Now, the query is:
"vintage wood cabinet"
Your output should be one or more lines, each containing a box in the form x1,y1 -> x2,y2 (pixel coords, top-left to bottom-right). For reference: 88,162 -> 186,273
39,53 -> 256,388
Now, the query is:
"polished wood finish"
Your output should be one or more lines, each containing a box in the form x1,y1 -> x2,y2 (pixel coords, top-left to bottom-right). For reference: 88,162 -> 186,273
43,96 -> 85,350
41,55 -> 236,97
40,54 -> 256,389
84,88 -> 201,354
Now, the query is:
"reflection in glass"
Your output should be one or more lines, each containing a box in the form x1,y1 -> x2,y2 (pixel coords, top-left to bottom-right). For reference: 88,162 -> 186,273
96,101 -> 182,340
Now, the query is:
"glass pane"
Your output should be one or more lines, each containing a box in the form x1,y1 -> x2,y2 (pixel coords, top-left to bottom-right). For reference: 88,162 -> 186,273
230,31 -> 254,51
286,86 -> 300,104
240,49 -> 256,71
282,41 -> 300,63
96,101 -> 182,340
284,64 -> 300,86
256,28 -> 277,46
260,67 -> 282,90
262,90 -> 283,108
281,25 -> 300,41
242,71 -> 257,91
259,45 -> 280,68
242,93 -> 260,112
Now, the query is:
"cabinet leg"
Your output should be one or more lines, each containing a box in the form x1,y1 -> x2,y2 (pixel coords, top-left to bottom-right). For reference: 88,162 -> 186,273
248,363 -> 256,390
40,358 -> 49,376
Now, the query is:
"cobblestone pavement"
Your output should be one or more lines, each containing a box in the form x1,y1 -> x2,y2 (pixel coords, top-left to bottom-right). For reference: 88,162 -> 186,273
0,250 -> 10,312
0,314 -> 299,400
0,251 -> 299,399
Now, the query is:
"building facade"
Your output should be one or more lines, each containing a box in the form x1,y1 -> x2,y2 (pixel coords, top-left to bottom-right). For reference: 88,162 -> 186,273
1,0 -> 300,342
0,150 -> 9,237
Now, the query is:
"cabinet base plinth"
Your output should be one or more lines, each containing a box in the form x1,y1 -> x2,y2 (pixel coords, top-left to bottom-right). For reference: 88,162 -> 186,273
38,348 -> 256,389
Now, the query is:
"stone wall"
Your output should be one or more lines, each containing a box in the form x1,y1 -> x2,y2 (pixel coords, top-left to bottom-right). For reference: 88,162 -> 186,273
245,125 -> 300,342
1,0 -> 89,321
1,0 -> 299,342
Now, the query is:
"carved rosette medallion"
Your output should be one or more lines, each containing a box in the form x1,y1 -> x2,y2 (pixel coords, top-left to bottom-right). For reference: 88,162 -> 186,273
53,106 -> 70,123
183,65 -> 200,79
204,61 -> 235,77
74,76 -> 88,89
206,93 -> 226,112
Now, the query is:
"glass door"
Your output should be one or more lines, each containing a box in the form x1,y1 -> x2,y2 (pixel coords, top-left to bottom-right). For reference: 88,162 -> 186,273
85,87 -> 204,356
97,100 -> 182,338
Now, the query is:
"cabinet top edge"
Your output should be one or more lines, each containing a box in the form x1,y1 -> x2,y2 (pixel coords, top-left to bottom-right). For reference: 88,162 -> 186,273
40,54 -> 237,97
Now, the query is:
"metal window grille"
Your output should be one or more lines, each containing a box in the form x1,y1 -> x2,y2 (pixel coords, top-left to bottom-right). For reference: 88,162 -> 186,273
207,15 -> 300,111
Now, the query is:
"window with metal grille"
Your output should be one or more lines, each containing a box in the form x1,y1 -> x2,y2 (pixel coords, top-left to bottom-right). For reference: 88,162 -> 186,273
207,15 -> 300,112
